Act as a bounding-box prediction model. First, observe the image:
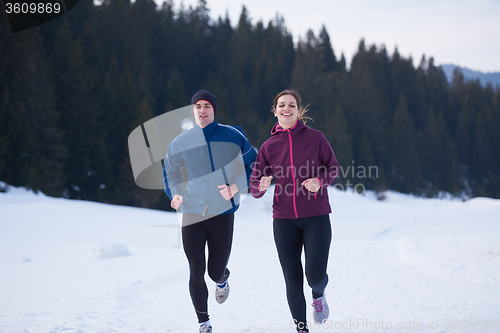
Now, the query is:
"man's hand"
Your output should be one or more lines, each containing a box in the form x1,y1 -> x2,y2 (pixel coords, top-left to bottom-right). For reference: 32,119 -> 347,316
301,178 -> 320,193
171,194 -> 183,209
259,176 -> 273,192
218,184 -> 239,200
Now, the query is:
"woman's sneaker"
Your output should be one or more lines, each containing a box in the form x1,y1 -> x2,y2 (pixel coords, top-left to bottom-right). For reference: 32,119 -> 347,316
215,280 -> 229,304
312,293 -> 329,324
199,321 -> 212,333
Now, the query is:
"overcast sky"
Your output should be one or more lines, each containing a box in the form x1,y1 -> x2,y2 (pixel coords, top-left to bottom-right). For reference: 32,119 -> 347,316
154,0 -> 500,73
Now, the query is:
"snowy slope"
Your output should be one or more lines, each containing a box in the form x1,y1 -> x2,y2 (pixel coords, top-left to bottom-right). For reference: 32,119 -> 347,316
1,186 -> 499,333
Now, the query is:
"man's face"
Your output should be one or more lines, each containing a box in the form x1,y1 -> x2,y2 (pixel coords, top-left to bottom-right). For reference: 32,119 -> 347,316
193,99 -> 215,128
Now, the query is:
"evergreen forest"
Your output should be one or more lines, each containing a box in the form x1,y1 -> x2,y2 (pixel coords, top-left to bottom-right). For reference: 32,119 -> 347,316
1,0 -> 499,211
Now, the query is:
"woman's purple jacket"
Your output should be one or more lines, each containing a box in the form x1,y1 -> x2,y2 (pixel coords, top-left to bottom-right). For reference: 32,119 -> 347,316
249,120 -> 339,219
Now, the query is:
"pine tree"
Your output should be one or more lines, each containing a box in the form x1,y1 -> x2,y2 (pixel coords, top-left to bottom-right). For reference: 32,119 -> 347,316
348,41 -> 391,177
413,55 -> 430,129
113,98 -> 162,207
447,68 -> 466,135
0,23 -> 66,194
427,57 -> 449,126
23,28 -> 67,196
318,25 -> 339,73
389,94 -> 419,193
326,104 -> 353,186
420,107 -> 460,195
291,30 -> 325,103
389,47 -> 418,119
59,39 -> 111,200
355,135 -> 376,190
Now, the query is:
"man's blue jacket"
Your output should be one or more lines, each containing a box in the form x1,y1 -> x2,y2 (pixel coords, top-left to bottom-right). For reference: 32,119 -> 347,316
162,120 -> 257,216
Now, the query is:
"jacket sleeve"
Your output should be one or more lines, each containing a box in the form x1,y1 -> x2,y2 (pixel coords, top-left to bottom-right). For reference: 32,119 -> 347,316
249,146 -> 272,198
238,140 -> 257,193
225,126 -> 257,194
162,144 -> 185,200
315,133 -> 339,188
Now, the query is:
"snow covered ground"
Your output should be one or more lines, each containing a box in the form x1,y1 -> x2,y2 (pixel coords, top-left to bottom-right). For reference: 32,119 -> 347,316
1,185 -> 499,333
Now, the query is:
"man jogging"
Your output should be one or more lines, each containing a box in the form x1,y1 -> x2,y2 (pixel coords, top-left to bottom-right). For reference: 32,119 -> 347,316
162,90 -> 257,333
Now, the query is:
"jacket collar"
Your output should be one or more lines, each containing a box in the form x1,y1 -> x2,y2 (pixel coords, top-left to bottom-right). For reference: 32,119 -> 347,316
271,120 -> 305,135
194,119 -> 218,141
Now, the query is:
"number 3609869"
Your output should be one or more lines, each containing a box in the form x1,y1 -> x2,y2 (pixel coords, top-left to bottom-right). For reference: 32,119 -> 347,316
5,2 -> 62,14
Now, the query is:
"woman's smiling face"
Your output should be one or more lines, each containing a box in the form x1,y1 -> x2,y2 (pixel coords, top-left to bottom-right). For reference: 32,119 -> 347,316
274,94 -> 298,129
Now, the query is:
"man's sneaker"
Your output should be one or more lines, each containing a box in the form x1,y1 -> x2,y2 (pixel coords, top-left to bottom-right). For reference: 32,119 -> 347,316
199,321 -> 212,333
312,294 -> 329,324
215,280 -> 229,304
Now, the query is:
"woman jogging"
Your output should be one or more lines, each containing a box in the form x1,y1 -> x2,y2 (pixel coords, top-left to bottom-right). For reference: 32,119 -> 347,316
249,90 -> 339,333
163,90 -> 257,333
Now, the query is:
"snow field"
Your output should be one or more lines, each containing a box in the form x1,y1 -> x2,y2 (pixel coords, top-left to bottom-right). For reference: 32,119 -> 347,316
0,186 -> 499,332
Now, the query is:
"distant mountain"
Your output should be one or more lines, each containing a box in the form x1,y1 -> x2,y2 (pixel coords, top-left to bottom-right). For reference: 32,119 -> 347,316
440,64 -> 500,89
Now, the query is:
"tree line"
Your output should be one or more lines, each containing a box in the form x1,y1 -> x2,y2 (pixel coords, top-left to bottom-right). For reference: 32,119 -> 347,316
1,0 -> 499,210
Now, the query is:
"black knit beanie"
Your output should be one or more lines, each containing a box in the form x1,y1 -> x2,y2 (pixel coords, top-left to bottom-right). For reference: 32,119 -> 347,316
191,90 -> 218,114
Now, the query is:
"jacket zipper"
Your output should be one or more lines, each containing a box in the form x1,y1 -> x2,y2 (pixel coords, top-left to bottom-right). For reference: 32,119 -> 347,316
287,129 -> 298,218
314,177 -> 320,199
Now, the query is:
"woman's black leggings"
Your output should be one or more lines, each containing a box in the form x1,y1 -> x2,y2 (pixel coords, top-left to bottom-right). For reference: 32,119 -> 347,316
182,213 -> 234,323
273,214 -> 332,332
